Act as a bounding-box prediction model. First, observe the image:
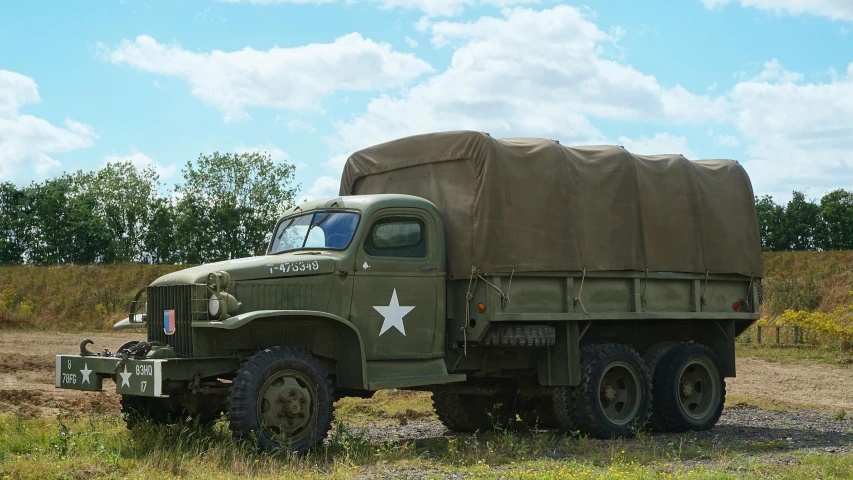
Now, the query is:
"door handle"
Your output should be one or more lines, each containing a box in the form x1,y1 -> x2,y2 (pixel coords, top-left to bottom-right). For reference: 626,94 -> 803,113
421,265 -> 437,270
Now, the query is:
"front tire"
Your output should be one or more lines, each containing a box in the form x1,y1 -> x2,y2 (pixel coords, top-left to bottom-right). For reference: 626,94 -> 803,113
651,342 -> 725,433
227,347 -> 334,453
572,344 -> 652,439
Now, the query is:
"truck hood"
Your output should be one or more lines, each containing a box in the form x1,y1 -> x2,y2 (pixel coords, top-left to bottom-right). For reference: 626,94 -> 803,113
149,253 -> 340,286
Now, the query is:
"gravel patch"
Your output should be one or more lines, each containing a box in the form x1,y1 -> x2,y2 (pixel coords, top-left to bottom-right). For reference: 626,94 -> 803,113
346,405 -> 853,454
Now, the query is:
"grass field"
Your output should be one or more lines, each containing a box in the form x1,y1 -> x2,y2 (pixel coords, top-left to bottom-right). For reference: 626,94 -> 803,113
2,401 -> 853,480
735,343 -> 853,366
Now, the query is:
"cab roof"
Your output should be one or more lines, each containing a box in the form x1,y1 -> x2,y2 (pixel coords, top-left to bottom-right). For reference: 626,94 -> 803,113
282,193 -> 439,218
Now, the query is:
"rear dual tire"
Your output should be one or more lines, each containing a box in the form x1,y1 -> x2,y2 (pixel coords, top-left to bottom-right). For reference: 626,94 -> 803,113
566,344 -> 652,438
648,342 -> 725,433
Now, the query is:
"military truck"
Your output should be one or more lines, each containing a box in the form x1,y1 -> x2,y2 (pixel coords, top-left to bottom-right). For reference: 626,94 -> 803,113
55,131 -> 763,452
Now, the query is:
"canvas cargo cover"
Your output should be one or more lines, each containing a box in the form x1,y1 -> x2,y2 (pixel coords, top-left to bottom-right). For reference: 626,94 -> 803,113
339,131 -> 763,279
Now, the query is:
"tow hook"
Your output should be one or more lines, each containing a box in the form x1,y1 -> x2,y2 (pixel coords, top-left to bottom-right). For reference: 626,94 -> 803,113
79,339 -> 96,356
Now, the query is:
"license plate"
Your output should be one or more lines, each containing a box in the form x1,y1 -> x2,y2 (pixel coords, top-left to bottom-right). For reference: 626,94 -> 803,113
55,356 -> 165,397
55,355 -> 104,391
114,359 -> 164,397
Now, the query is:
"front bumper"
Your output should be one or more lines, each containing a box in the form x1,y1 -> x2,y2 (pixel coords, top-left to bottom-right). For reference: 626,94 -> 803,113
55,355 -> 240,397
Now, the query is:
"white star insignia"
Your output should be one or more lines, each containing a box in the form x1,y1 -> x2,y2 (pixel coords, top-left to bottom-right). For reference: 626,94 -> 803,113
80,363 -> 92,384
373,289 -> 415,336
119,366 -> 132,388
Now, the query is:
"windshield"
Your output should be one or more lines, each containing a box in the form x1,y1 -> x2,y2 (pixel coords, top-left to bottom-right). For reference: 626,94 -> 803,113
269,211 -> 360,254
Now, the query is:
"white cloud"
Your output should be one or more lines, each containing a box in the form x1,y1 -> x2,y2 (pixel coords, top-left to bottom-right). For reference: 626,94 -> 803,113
105,151 -> 178,179
751,58 -> 803,84
617,133 -> 697,159
363,0 -> 540,17
415,15 -> 431,31
235,144 -> 290,162
300,176 -> 341,202
219,0 -> 538,17
404,36 -> 419,47
327,6 -> 728,172
0,70 -> 97,181
701,0 -> 853,23
729,61 -> 853,198
284,119 -> 317,133
714,134 -> 741,147
218,0 -> 334,3
99,34 -> 433,122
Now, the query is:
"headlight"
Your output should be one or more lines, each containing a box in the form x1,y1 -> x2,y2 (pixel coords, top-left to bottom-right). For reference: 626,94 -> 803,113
208,295 -> 221,318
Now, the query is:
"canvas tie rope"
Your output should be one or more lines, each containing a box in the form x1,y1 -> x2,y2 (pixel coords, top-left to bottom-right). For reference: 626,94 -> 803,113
701,270 -> 709,310
746,275 -> 754,311
642,267 -> 649,306
477,272 -> 512,309
575,267 -> 589,315
462,269 -> 480,356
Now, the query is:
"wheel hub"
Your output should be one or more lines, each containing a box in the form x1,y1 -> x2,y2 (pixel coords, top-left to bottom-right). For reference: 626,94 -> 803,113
278,389 -> 307,418
597,361 -> 641,425
258,370 -> 316,440
676,360 -> 720,421
604,384 -> 617,401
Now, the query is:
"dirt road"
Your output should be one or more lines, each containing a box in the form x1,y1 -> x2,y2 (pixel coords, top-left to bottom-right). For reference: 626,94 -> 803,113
0,330 -> 132,417
2,330 -> 853,418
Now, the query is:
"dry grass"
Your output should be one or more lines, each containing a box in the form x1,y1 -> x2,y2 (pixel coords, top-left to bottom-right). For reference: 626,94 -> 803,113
760,251 -> 853,317
3,406 -> 853,479
0,264 -> 188,331
0,250 -> 851,332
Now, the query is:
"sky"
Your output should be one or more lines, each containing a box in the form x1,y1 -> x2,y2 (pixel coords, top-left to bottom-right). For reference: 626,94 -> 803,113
1,0 -> 852,204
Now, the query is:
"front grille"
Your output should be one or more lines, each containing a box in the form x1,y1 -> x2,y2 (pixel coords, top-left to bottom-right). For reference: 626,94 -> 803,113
146,285 -> 195,357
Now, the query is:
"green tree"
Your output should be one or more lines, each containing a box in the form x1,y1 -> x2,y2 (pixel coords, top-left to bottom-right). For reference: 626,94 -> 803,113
784,191 -> 822,251
173,193 -> 213,264
174,151 -> 298,262
754,195 -> 786,251
90,161 -> 162,263
143,197 -> 178,264
0,182 -> 29,264
66,188 -> 111,264
817,189 -> 853,251
24,174 -> 111,265
24,177 -> 73,264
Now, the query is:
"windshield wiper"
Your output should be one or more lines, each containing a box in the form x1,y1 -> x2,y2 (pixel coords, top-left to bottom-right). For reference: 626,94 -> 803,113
302,212 -> 334,248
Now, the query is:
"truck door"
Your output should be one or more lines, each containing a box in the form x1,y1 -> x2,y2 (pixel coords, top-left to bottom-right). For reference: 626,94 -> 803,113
350,208 -> 439,357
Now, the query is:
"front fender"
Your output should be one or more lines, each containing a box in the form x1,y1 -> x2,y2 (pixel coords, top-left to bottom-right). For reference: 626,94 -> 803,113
194,310 -> 368,390
113,317 -> 146,331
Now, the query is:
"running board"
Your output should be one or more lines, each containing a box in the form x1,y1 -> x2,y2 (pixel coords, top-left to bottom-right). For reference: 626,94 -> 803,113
368,373 -> 466,391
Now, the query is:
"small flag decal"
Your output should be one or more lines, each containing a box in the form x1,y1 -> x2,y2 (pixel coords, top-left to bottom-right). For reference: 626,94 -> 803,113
164,309 -> 176,335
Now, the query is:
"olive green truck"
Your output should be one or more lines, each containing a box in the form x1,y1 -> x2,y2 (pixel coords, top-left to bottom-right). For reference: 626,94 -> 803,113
56,131 -> 763,452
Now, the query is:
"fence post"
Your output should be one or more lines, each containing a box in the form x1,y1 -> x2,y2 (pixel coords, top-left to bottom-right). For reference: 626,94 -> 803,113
794,326 -> 799,345
757,326 -> 762,344
776,326 -> 781,344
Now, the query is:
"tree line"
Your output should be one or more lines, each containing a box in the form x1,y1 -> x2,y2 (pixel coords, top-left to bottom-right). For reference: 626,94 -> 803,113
755,190 -> 853,252
1,151 -> 851,265
0,152 -> 298,265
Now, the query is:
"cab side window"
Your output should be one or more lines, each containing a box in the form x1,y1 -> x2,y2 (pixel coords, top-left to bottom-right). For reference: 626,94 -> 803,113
364,216 -> 427,258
